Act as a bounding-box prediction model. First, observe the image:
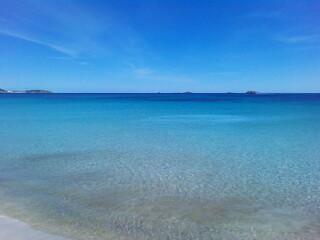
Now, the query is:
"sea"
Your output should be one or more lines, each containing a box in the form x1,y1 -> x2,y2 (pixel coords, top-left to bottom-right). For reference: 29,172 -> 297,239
0,93 -> 319,240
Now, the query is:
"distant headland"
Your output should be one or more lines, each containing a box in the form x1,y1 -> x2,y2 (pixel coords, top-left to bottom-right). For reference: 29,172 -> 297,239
0,88 -> 52,94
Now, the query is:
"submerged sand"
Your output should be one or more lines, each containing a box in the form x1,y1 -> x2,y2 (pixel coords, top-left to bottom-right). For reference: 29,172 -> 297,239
0,215 -> 70,240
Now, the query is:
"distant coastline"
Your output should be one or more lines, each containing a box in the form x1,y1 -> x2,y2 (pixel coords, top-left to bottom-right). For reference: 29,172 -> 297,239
0,88 -> 52,94
2,90 -> 317,94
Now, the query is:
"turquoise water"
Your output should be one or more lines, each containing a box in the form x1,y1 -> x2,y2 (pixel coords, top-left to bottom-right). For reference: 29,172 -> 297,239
0,93 -> 320,239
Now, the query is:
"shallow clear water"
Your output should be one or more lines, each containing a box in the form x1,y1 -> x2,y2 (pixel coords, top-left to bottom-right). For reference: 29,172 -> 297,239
0,93 -> 320,239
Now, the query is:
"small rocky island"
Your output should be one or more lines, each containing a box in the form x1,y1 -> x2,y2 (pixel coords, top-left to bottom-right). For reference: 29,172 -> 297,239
0,88 -> 52,94
246,91 -> 259,94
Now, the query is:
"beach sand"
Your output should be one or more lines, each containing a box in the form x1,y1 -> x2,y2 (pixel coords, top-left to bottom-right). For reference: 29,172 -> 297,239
0,215 -> 70,240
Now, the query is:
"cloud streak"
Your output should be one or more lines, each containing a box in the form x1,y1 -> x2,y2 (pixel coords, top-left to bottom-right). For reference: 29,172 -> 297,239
0,29 -> 77,57
133,67 -> 195,83
248,11 -> 284,19
209,72 -> 236,76
274,35 -> 319,43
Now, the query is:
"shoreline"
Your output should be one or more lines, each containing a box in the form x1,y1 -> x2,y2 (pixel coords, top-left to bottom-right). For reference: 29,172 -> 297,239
0,214 -> 70,240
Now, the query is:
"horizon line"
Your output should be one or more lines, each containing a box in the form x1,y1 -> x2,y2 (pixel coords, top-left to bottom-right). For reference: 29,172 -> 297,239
1,92 -> 320,94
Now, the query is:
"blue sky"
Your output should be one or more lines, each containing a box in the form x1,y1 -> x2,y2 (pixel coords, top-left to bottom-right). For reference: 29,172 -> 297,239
0,0 -> 319,93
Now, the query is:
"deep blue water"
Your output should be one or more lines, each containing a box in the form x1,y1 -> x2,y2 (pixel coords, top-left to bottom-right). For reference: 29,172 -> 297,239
0,93 -> 320,239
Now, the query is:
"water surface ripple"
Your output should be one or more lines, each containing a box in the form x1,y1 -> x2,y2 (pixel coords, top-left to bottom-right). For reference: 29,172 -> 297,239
0,93 -> 320,239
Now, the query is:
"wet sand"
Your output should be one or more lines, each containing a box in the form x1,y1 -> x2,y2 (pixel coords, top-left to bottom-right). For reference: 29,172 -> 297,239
0,215 -> 70,240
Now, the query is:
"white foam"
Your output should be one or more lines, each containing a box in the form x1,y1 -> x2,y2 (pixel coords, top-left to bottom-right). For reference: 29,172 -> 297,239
0,215 -> 70,240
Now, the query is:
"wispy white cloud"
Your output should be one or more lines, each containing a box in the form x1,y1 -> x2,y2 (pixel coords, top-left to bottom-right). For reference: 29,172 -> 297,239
133,67 -> 195,83
0,0 -> 150,64
248,11 -> 284,19
0,29 -> 78,57
296,45 -> 320,51
0,1 -> 120,59
209,72 -> 236,76
134,67 -> 155,76
274,34 -> 319,43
